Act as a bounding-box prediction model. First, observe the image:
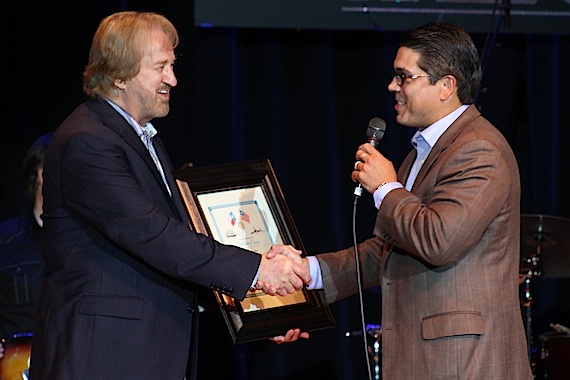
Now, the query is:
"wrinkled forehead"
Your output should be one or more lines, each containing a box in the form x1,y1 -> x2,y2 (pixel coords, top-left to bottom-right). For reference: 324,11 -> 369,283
139,29 -> 175,60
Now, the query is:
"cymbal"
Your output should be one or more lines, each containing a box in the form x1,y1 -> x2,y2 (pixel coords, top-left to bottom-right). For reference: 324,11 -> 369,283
520,214 -> 570,278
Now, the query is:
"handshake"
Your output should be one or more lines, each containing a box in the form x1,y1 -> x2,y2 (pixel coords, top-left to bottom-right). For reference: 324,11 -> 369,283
255,245 -> 311,297
253,244 -> 313,343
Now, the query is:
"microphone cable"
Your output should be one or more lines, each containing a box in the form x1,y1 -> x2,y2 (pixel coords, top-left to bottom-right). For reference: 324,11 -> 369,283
349,117 -> 386,380
352,193 -> 373,380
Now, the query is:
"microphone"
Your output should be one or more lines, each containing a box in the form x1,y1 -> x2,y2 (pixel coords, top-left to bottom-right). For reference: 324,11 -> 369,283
366,117 -> 386,148
354,117 -> 386,197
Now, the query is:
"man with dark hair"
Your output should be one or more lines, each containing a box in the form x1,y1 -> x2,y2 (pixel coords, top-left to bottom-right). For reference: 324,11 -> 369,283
269,23 -> 533,379
0,133 -> 52,379
0,132 -> 52,338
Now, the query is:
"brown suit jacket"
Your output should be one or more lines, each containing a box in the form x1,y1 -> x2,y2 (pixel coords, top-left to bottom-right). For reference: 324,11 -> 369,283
317,105 -> 532,379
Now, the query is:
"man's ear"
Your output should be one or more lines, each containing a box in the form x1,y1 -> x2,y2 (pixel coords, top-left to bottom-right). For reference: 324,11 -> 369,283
440,75 -> 457,101
114,78 -> 127,90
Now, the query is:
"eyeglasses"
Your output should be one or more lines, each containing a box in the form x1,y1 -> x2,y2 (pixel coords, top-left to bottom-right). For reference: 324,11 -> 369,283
393,72 -> 430,86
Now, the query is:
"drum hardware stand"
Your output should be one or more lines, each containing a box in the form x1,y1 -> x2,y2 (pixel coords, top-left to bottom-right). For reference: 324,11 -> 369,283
522,216 -> 544,377
345,324 -> 382,380
520,214 -> 570,379
366,324 -> 382,380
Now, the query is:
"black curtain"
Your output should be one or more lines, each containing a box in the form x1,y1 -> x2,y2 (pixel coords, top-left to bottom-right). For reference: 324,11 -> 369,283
2,1 -> 570,379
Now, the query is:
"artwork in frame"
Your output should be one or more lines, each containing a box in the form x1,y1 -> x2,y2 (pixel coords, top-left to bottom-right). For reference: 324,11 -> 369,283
173,159 -> 335,344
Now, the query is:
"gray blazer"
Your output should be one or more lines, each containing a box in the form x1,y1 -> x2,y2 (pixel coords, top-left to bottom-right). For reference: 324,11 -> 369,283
317,105 -> 532,379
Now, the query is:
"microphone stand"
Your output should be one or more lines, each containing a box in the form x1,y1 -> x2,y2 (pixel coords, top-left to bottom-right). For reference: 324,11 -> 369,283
474,0 -> 511,104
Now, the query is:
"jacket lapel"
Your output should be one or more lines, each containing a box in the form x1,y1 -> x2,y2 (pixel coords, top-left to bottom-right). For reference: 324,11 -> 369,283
85,100 -> 157,174
409,104 -> 481,192
398,150 -> 416,186
84,99 -> 188,222
153,137 -> 190,224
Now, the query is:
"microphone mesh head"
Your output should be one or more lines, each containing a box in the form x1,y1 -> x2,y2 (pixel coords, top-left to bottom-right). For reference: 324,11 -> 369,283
367,117 -> 386,147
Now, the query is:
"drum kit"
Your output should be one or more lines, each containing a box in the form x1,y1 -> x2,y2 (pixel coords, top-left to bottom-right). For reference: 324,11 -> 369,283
520,214 -> 570,379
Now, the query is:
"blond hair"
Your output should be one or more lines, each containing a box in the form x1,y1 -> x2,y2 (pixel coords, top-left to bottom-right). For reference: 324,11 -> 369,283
83,11 -> 179,99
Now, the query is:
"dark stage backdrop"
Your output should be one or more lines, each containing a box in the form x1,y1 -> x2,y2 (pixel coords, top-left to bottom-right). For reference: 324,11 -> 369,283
2,1 -> 570,379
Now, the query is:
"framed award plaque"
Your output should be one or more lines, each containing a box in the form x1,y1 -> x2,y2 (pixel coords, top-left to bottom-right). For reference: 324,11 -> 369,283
173,159 -> 335,344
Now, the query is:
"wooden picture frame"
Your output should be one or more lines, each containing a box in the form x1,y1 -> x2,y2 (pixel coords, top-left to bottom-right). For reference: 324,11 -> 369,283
173,159 -> 335,344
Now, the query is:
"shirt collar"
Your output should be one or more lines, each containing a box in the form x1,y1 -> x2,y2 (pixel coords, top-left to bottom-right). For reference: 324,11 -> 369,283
103,98 -> 156,138
412,104 -> 469,150
141,123 -> 157,139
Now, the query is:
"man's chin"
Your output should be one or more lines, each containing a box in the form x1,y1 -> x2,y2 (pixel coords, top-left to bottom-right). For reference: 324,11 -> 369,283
154,106 -> 170,119
395,115 -> 410,127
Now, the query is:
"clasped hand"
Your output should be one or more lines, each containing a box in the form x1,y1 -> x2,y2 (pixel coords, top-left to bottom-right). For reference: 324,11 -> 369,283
255,245 -> 311,344
255,245 -> 311,297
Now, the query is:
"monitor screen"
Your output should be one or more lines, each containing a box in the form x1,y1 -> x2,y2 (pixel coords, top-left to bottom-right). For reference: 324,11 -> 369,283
194,0 -> 570,34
